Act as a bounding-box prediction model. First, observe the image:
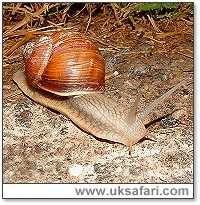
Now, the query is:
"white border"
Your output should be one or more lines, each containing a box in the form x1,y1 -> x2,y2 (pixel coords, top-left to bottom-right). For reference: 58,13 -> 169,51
3,183 -> 193,199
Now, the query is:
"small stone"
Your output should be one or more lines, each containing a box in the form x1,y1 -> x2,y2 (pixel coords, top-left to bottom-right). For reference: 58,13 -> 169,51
68,164 -> 83,177
161,117 -> 179,128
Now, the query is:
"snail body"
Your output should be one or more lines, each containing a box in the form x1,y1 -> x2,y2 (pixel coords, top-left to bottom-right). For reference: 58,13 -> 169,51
13,32 -> 184,151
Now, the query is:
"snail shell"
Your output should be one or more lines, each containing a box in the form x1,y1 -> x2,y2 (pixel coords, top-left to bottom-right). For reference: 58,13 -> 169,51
23,32 -> 105,96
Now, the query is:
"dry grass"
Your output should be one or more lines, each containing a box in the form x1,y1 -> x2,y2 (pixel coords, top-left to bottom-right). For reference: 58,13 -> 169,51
3,3 -> 193,58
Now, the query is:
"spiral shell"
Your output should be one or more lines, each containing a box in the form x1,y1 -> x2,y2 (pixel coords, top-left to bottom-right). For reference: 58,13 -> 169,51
23,32 -> 105,96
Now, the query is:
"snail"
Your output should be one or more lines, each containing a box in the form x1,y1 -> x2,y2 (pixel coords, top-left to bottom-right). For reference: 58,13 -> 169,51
13,31 -> 185,152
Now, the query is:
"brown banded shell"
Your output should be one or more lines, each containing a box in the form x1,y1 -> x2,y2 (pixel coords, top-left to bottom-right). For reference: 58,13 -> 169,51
23,32 -> 105,96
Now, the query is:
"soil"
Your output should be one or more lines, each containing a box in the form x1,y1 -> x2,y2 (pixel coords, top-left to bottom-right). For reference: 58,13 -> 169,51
3,3 -> 193,183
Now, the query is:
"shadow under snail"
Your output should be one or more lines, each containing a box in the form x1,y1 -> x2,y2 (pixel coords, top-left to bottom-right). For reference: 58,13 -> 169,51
13,31 -> 185,152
